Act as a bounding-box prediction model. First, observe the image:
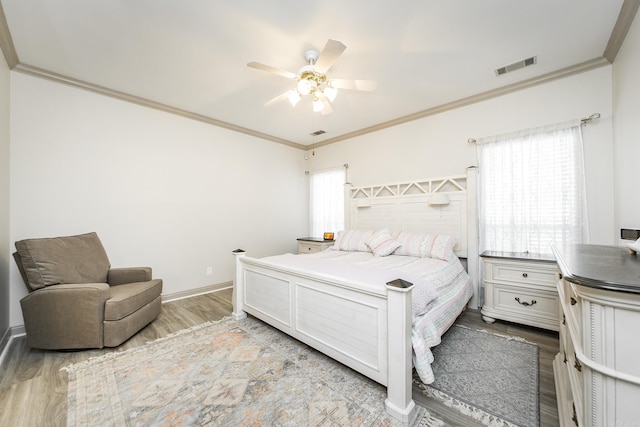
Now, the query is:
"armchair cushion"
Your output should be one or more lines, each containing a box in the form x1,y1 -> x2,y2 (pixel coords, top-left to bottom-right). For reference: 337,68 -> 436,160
14,232 -> 110,291
105,279 -> 163,321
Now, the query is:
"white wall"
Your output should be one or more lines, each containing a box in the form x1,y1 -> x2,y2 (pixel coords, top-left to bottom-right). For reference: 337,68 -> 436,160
9,73 -> 308,327
308,67 -> 615,245
613,11 -> 640,234
0,52 -> 10,338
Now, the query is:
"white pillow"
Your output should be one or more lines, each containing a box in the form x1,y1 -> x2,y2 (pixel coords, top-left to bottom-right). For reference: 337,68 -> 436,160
332,229 -> 374,252
367,229 -> 401,257
392,231 -> 457,260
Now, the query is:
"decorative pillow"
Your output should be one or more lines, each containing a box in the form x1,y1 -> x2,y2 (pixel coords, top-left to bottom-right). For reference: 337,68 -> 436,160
14,232 -> 111,291
392,231 -> 457,260
429,234 -> 458,260
332,229 -> 374,252
367,229 -> 401,257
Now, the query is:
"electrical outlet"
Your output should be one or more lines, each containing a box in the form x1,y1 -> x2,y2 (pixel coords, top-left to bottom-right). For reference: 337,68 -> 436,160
206,267 -> 213,275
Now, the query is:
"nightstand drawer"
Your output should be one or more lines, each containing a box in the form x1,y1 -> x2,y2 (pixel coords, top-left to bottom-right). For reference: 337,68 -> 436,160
296,239 -> 334,254
487,283 -> 559,320
298,243 -> 324,253
487,260 -> 556,288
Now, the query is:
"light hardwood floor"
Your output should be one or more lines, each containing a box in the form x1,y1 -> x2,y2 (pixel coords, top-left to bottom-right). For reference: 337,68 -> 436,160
0,288 -> 559,426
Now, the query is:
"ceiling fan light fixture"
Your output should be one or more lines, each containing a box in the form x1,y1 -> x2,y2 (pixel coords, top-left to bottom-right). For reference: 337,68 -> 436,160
287,90 -> 301,107
312,97 -> 324,113
297,78 -> 315,95
324,84 -> 337,102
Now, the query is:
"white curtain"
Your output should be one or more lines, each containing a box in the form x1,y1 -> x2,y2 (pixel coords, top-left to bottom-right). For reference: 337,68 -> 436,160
477,120 -> 589,256
309,167 -> 345,238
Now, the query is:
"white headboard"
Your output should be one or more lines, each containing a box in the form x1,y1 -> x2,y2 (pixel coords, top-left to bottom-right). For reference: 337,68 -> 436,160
345,167 -> 479,307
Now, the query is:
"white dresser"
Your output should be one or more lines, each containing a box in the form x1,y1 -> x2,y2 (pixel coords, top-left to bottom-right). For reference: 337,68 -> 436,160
296,237 -> 334,254
481,251 -> 559,331
552,244 -> 640,427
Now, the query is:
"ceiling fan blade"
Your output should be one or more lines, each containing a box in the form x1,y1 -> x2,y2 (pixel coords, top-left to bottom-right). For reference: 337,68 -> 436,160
264,91 -> 291,106
314,39 -> 347,74
332,79 -> 377,92
247,62 -> 297,80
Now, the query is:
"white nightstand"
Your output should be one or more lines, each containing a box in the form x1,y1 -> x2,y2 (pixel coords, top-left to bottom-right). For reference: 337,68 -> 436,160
481,251 -> 559,331
297,237 -> 334,254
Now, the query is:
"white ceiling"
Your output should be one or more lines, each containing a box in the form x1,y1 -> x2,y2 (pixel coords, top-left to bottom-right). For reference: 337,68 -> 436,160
0,0 -> 633,148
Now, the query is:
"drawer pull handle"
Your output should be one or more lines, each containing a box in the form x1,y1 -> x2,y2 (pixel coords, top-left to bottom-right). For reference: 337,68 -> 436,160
522,272 -> 528,278
515,297 -> 537,307
574,353 -> 582,372
570,297 -> 577,306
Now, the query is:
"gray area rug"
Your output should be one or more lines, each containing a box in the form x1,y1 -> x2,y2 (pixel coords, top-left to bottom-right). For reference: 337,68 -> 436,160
413,325 -> 539,427
63,316 -> 443,426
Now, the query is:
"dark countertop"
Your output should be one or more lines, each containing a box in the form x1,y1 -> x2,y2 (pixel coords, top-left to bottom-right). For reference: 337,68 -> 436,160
297,237 -> 334,243
480,250 -> 556,263
552,244 -> 640,294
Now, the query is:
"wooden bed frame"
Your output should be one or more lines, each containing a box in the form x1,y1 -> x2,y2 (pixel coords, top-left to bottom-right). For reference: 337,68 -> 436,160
232,167 -> 478,422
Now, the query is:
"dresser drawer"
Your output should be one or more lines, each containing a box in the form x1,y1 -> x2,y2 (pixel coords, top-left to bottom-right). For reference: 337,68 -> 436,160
486,260 -> 556,288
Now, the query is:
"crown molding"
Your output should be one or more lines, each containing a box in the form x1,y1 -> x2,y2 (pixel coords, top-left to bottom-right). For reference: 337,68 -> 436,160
307,57 -> 610,150
0,2 -> 18,68
13,63 -> 306,150
604,0 -> 640,63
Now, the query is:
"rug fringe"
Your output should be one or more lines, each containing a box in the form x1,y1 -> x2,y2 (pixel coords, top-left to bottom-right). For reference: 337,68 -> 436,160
415,383 -> 519,427
454,324 -> 535,345
61,316 -> 236,374
417,411 -> 446,427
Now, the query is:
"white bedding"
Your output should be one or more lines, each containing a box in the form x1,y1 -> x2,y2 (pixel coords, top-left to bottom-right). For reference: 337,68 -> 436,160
259,249 -> 473,384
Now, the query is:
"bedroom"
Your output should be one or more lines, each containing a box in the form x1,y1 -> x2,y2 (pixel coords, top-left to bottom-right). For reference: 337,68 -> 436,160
1,1 -> 639,425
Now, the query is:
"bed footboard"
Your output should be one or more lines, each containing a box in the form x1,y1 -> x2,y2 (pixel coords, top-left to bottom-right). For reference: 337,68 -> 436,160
232,250 -> 416,422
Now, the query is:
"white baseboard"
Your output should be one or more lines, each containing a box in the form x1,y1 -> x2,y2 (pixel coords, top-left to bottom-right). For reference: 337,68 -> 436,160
0,325 -> 26,369
161,281 -> 232,303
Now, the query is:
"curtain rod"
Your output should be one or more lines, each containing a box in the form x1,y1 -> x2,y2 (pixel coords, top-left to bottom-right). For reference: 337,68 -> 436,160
467,112 -> 600,144
305,163 -> 348,175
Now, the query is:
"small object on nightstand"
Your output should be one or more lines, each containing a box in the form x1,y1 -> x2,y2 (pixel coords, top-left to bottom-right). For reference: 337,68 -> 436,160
297,237 -> 334,254
323,232 -> 334,240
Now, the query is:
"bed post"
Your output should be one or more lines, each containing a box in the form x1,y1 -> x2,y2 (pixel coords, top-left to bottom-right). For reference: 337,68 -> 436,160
231,249 -> 247,320
385,279 -> 416,422
344,181 -> 353,229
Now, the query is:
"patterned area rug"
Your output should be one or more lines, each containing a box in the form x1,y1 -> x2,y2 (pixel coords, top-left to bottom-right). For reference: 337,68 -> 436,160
63,316 -> 443,426
413,325 -> 539,427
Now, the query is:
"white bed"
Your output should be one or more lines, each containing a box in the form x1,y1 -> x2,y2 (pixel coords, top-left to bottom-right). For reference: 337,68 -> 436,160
232,168 -> 479,422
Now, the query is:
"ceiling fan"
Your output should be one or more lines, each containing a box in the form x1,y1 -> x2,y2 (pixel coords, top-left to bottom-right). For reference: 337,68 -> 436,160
247,39 -> 377,115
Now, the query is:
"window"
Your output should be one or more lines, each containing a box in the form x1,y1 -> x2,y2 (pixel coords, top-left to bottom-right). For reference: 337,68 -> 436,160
309,167 -> 345,238
477,120 -> 588,255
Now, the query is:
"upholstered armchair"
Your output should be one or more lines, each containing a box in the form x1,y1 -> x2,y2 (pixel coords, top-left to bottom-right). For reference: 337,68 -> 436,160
13,232 -> 163,350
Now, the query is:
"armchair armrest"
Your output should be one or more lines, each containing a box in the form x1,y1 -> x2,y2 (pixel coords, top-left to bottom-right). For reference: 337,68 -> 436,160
20,283 -> 110,349
108,267 -> 152,286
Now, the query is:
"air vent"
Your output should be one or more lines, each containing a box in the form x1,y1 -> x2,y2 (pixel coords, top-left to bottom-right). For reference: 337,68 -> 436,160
495,56 -> 537,76
310,130 -> 326,136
